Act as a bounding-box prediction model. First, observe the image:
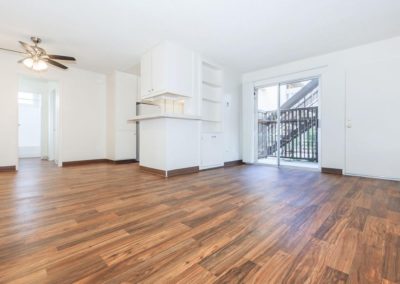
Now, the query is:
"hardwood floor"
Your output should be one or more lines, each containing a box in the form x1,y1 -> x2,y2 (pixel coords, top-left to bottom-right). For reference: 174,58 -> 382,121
0,158 -> 399,283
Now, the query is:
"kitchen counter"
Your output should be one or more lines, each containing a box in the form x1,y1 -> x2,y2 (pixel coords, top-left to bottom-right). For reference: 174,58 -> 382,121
128,114 -> 201,177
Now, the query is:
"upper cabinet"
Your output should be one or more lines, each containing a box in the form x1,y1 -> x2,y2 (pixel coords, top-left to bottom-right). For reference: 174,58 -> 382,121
140,51 -> 152,101
140,42 -> 195,100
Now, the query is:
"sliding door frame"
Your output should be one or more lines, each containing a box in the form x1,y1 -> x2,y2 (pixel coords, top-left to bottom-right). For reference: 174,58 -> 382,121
254,75 -> 321,168
254,82 -> 281,166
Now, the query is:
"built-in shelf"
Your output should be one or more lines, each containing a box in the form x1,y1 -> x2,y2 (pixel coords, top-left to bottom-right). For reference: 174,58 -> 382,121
200,60 -> 224,167
142,91 -> 191,100
202,81 -> 222,105
202,62 -> 222,88
202,61 -> 220,70
201,118 -> 220,123
202,97 -> 221,103
202,100 -> 221,122
128,113 -> 201,122
202,80 -> 222,88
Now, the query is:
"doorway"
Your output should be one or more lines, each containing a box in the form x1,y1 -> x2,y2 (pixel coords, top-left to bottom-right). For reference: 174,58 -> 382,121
256,77 -> 320,168
18,76 -> 60,167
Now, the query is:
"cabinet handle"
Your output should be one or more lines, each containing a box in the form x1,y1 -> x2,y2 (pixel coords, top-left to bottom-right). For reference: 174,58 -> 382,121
211,135 -> 217,138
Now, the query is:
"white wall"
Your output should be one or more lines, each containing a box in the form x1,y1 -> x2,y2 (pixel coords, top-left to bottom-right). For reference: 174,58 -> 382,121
106,71 -> 138,161
0,52 -> 106,167
106,73 -> 116,160
61,69 -> 106,162
242,36 -> 400,171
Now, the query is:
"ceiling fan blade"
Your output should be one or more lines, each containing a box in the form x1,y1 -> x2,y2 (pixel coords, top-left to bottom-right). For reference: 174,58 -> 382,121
19,41 -> 34,54
0,47 -> 26,54
35,45 -> 47,54
45,59 -> 68,69
48,54 -> 76,61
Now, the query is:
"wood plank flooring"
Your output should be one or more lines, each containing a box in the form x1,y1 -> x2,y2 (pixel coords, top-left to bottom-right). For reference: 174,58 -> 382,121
0,158 -> 399,283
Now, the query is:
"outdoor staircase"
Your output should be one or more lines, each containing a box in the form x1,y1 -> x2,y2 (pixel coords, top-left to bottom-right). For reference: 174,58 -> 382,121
258,80 -> 319,162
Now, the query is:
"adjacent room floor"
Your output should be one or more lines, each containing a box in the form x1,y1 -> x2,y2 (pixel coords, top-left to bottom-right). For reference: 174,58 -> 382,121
0,159 -> 399,283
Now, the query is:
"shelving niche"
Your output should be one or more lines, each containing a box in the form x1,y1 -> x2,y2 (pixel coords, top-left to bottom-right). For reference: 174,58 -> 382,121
201,61 -> 223,133
200,60 -> 224,169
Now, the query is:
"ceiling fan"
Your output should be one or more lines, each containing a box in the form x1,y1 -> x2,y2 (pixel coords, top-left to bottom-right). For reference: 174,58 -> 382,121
0,36 -> 76,71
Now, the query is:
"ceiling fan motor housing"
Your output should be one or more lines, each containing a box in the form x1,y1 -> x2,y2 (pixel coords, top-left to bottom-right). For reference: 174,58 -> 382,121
31,37 -> 42,45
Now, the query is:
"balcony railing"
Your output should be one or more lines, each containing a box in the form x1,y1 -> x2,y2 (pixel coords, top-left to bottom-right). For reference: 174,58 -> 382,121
258,106 -> 318,162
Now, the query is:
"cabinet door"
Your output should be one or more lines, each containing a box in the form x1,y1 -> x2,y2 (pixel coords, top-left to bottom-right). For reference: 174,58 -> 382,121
200,133 -> 223,169
167,44 -> 194,97
151,44 -> 167,95
140,51 -> 152,99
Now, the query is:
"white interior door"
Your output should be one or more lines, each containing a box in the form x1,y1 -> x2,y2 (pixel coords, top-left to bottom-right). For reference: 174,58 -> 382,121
48,91 -> 56,161
345,59 -> 400,180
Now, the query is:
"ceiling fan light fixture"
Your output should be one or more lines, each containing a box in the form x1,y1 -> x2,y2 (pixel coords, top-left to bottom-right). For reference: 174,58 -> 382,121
22,57 -> 33,68
33,59 -> 48,71
23,57 -> 48,71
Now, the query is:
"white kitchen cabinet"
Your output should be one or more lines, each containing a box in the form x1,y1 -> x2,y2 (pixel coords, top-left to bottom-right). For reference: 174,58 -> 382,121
200,133 -> 224,169
151,43 -> 167,95
140,51 -> 152,100
140,41 -> 194,100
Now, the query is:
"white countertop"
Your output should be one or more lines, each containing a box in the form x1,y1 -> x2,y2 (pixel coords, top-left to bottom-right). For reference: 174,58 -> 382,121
128,113 -> 202,122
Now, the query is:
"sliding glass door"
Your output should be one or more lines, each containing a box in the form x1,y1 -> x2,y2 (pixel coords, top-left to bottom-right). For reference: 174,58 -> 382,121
257,84 -> 279,166
256,78 -> 319,168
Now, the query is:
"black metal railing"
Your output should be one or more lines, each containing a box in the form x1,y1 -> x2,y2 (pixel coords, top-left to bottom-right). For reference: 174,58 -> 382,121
258,107 -> 318,162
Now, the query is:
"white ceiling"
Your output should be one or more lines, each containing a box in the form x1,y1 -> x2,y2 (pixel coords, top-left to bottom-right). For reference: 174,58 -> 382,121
0,0 -> 400,74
